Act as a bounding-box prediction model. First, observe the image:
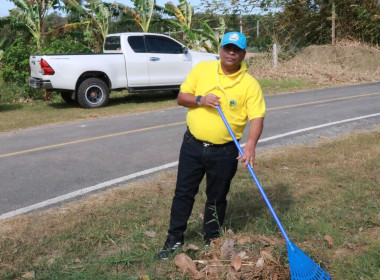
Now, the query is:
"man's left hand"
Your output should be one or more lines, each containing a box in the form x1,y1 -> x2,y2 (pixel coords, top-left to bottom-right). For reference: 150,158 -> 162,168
237,144 -> 256,168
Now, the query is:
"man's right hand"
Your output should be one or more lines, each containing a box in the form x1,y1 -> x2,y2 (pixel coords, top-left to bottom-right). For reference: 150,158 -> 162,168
201,93 -> 220,108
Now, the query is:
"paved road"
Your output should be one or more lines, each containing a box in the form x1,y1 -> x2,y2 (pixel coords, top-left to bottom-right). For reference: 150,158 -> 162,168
1,82 -> 380,219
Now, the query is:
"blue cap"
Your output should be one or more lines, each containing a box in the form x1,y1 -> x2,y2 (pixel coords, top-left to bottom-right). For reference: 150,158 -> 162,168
221,32 -> 247,50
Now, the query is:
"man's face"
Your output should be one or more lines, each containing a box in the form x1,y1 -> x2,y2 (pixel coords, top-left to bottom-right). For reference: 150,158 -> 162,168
220,44 -> 246,69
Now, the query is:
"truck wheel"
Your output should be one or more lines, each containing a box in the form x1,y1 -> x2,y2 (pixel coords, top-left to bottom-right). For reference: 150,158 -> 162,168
77,78 -> 109,108
60,92 -> 77,105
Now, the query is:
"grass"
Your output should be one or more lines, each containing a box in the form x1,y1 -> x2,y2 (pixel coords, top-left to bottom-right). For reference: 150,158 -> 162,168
0,91 -> 178,132
257,78 -> 316,94
0,128 -> 379,279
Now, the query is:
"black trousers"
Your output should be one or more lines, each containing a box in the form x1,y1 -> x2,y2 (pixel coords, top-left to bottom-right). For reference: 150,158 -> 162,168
168,130 -> 239,239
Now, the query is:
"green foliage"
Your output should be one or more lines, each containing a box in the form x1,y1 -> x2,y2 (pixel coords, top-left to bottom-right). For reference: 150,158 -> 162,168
40,36 -> 92,54
0,36 -> 41,101
1,36 -> 34,84
0,34 -> 92,103
9,0 -> 62,50
116,0 -> 156,33
61,0 -> 118,51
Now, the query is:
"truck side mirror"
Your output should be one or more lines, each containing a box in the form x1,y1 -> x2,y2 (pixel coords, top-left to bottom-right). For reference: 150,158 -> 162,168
182,47 -> 189,54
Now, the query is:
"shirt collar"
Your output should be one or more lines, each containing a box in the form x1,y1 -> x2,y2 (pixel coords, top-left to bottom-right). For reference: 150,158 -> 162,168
218,60 -> 247,77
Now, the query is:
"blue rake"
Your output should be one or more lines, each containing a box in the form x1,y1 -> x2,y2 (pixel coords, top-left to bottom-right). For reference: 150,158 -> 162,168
216,106 -> 331,280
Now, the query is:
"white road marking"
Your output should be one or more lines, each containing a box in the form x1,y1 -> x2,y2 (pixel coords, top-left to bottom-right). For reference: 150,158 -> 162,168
1,112 -> 379,220
256,112 -> 380,144
0,162 -> 178,220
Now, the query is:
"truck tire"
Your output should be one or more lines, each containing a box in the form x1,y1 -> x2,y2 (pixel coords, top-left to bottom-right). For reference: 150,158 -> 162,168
77,78 -> 109,108
60,92 -> 77,105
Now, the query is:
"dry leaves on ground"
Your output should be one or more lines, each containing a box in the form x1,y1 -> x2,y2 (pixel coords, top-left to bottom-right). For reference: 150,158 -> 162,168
174,253 -> 205,279
174,235 -> 290,279
183,244 -> 200,252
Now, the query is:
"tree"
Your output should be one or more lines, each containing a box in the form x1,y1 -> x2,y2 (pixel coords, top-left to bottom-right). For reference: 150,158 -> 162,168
4,0 -> 61,50
200,0 -> 263,15
156,0 -> 199,48
268,0 -> 380,48
155,0 -> 224,53
197,16 -> 226,53
164,0 -> 193,28
116,0 -> 156,32
62,0 -> 116,40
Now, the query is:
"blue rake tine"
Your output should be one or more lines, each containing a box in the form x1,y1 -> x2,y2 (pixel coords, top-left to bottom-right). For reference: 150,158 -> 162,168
216,106 -> 331,280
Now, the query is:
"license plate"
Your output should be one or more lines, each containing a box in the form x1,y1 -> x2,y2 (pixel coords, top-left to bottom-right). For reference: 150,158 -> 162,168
29,78 -> 40,88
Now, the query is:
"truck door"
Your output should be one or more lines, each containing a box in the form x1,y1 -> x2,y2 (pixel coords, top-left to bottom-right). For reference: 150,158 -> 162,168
123,36 -> 150,87
145,35 -> 192,86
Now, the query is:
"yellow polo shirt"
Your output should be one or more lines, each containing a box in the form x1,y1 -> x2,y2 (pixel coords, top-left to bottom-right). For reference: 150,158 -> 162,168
180,60 -> 265,144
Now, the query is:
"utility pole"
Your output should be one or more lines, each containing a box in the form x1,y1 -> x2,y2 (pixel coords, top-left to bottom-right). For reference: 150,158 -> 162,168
257,20 -> 259,38
331,1 -> 336,45
273,43 -> 278,69
239,11 -> 243,33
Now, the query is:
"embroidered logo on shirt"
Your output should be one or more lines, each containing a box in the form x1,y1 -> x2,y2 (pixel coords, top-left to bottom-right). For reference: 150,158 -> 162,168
229,99 -> 237,106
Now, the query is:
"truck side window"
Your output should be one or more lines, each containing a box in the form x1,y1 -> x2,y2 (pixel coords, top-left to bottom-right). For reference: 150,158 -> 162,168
128,36 -> 146,53
145,36 -> 183,54
104,36 -> 121,51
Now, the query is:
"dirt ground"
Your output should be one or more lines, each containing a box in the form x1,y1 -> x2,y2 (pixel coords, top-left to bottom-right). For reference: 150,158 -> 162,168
248,40 -> 380,87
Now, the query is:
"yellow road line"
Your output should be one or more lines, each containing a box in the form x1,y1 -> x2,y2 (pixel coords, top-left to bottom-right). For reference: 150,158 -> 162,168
1,92 -> 379,159
267,92 -> 380,111
0,121 -> 185,159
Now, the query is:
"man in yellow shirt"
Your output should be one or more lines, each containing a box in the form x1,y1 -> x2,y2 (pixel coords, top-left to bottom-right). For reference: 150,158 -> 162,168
158,32 -> 266,259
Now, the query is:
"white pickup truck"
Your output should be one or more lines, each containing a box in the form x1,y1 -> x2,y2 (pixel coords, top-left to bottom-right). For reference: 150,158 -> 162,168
29,32 -> 219,108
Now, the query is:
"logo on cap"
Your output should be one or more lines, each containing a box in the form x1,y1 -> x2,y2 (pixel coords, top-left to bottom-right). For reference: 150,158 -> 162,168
229,33 -> 240,42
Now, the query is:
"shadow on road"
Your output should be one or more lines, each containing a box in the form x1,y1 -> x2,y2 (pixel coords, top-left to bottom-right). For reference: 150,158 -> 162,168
47,90 -> 178,109
108,90 -> 178,105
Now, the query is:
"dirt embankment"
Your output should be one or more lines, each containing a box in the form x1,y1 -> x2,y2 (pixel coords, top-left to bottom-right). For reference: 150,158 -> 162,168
248,41 -> 380,87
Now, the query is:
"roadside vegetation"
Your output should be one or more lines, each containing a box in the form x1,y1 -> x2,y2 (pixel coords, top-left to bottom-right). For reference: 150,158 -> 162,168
1,0 -> 379,110
0,128 -> 379,279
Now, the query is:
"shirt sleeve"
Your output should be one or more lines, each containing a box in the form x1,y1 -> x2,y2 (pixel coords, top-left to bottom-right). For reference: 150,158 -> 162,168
246,79 -> 266,120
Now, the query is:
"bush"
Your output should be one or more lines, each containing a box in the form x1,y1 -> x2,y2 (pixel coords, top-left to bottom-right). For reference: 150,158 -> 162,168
39,36 -> 92,54
0,35 -> 92,103
0,75 -> 31,103
0,36 -> 40,102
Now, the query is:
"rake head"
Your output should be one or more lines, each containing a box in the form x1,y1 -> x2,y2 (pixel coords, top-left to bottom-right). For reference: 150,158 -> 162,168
287,240 -> 331,280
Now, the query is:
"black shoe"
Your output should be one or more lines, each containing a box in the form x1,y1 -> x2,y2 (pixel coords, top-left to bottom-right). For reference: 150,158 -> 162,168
204,238 -> 212,249
204,234 -> 219,249
157,234 -> 184,260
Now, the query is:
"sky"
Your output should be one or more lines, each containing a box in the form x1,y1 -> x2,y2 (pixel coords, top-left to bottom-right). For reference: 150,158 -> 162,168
0,0 -> 202,17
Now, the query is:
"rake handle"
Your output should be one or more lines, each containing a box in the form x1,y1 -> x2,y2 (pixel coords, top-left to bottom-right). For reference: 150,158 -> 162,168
216,106 -> 290,243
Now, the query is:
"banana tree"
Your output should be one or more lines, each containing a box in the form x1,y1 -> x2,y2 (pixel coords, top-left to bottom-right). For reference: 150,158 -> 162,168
155,0 -> 202,49
164,0 -> 193,28
197,16 -> 226,53
62,0 -> 115,40
6,0 -> 61,50
157,0 -> 225,53
116,0 -> 155,33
